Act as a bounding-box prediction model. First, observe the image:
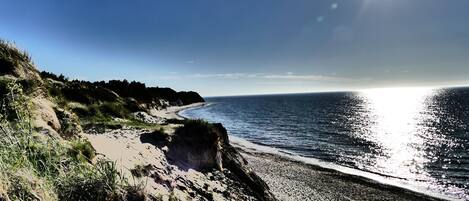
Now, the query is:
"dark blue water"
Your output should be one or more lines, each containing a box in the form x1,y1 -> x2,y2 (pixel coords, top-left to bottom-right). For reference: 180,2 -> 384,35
181,87 -> 469,200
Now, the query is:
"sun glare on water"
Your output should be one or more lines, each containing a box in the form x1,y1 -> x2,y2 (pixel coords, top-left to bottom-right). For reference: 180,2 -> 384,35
359,87 -> 436,180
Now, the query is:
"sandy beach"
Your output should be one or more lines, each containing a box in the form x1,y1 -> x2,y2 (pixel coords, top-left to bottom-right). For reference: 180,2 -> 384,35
149,102 -> 206,120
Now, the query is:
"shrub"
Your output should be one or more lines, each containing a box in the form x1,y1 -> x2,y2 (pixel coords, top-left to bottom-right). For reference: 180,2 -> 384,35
100,102 -> 129,118
18,78 -> 41,94
165,118 -> 187,124
69,138 -> 96,163
177,119 -> 211,134
55,108 -> 82,138
71,106 -> 92,118
71,103 -> 103,119
7,173 -> 44,201
124,98 -> 142,113
172,120 -> 226,144
56,161 -> 123,201
40,71 -> 68,82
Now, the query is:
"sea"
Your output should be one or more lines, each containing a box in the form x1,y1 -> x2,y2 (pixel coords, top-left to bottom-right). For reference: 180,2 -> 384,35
180,87 -> 469,200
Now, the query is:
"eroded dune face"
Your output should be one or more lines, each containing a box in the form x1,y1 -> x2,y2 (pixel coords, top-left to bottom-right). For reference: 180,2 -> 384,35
167,122 -> 227,171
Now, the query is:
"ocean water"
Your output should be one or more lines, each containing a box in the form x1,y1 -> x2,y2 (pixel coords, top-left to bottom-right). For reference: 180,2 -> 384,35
180,87 -> 469,200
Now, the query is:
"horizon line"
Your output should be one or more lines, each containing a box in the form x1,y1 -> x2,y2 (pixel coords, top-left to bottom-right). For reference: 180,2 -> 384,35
203,84 -> 469,98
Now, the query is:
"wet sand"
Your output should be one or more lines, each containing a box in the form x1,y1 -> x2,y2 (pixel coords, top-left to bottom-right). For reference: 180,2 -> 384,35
239,150 -> 448,201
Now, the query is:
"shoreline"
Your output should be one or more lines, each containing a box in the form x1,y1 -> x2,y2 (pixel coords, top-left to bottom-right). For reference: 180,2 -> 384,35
237,148 -> 450,201
149,102 -> 207,120
175,102 -> 209,119
177,103 -> 454,201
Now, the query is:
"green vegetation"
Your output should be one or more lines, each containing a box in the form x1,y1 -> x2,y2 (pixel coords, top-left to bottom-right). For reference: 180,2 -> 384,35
171,119 -> 221,144
39,71 -> 68,83
0,40 -> 31,75
0,81 -> 136,200
41,74 -> 170,130
91,79 -> 204,105
164,118 -> 188,125
55,107 -> 83,138
40,71 -> 204,108
69,138 -> 96,163
0,38 -> 208,200
175,119 -> 214,136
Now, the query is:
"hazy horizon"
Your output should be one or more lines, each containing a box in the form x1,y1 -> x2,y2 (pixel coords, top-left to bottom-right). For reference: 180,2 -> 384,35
1,0 -> 469,96
203,85 -> 469,98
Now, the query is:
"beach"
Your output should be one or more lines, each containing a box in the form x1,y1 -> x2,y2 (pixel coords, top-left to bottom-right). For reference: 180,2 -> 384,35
149,102 -> 207,120
179,103 -> 455,201
238,150 -> 446,201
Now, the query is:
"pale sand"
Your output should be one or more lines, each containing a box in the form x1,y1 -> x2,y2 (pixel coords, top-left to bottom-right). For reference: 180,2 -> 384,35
84,128 -> 231,200
149,102 -> 206,120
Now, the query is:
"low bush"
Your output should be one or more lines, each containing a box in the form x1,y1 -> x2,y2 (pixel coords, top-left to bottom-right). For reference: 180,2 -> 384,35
69,138 -> 96,163
165,118 -> 187,124
176,119 -> 212,136
56,161 -> 123,201
55,108 -> 82,138
100,102 -> 129,118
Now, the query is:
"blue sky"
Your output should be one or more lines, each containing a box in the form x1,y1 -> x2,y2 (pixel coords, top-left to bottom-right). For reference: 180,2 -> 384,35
1,0 -> 469,96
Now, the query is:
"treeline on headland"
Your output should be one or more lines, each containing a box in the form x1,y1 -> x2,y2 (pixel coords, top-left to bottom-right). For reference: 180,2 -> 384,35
40,71 -> 204,106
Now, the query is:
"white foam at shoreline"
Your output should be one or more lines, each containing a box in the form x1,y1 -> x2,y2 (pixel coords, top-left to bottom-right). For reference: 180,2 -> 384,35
229,135 -> 457,201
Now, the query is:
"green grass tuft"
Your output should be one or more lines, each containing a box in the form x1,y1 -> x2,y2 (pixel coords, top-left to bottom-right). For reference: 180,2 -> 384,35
69,138 -> 96,163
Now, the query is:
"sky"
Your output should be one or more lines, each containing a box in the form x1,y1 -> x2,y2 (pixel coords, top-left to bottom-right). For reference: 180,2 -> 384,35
1,0 -> 469,96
